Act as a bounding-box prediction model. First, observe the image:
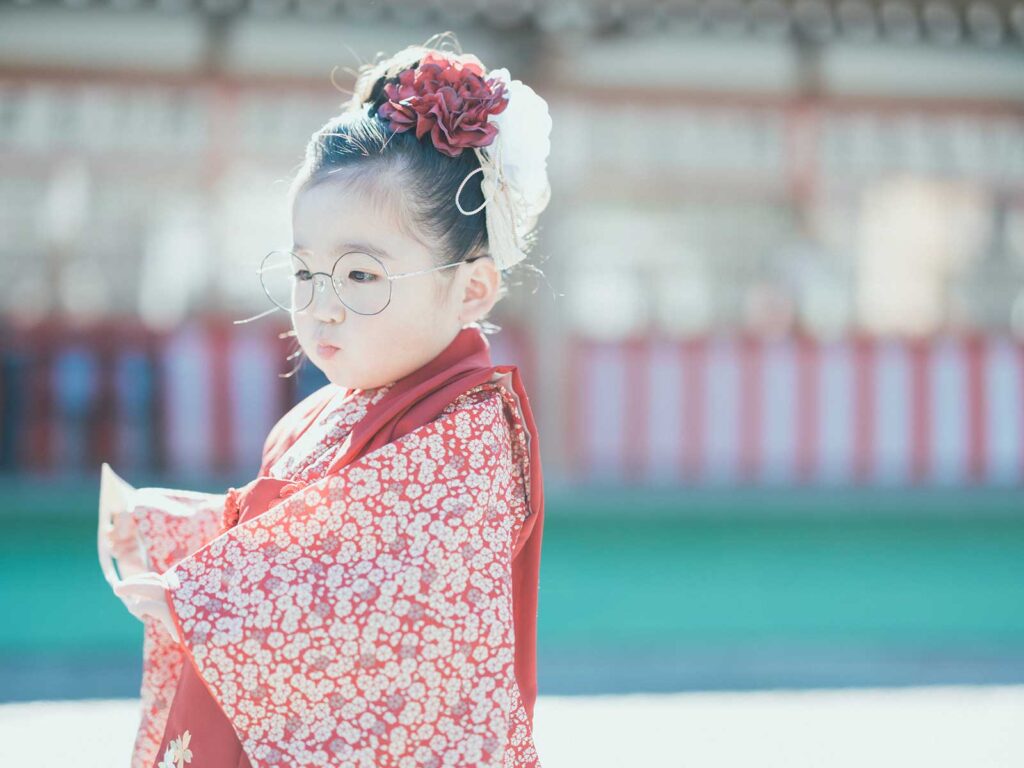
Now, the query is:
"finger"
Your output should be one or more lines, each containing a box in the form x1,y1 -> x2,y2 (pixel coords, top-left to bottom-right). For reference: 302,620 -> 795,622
116,579 -> 166,602
107,529 -> 125,550
121,594 -> 157,623
114,571 -> 159,586
133,596 -> 176,640
108,534 -> 132,557
113,589 -> 141,614
112,581 -> 140,599
112,513 -> 134,538
119,596 -> 145,622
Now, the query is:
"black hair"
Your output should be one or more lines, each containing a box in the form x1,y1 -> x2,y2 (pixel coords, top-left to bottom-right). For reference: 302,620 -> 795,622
287,106 -> 492,297
255,38 -> 549,378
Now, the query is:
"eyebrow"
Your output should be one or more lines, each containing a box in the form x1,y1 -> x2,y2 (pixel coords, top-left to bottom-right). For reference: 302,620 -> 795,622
291,241 -> 395,261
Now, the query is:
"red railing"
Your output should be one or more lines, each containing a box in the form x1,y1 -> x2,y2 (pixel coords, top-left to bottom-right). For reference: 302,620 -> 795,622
4,316 -> 1022,488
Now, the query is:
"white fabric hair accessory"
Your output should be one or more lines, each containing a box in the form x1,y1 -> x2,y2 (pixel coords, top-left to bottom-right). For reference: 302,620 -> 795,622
351,46 -> 552,272
464,68 -> 553,271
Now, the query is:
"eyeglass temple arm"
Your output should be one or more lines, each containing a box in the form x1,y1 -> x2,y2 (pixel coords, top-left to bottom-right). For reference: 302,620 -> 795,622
233,306 -> 281,325
389,256 -> 487,280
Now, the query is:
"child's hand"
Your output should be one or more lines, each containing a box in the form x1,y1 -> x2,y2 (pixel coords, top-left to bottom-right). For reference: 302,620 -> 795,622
112,571 -> 179,642
102,505 -> 147,577
98,463 -> 148,579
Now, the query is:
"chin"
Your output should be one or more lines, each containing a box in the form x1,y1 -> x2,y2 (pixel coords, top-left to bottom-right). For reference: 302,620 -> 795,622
315,362 -> 361,390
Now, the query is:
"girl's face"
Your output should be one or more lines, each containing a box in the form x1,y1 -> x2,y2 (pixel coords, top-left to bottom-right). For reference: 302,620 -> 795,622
290,175 -> 497,390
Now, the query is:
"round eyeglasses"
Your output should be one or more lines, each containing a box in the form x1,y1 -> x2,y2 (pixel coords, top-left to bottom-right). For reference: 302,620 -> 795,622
258,250 -> 485,316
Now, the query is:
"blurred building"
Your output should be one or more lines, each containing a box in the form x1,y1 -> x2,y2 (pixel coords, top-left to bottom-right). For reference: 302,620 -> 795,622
1,0 -> 1023,486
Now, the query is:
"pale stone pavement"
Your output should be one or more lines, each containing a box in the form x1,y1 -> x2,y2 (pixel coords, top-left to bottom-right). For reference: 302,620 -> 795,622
0,685 -> 1021,767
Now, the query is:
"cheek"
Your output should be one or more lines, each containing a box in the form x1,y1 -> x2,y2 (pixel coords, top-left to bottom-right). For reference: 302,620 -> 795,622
414,280 -> 451,318
402,298 -> 445,338
290,314 -> 315,344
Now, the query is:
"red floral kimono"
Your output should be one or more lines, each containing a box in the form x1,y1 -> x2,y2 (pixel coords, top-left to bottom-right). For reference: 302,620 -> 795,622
126,326 -> 544,767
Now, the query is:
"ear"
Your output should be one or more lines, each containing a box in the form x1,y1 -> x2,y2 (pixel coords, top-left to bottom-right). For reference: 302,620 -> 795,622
456,256 -> 500,325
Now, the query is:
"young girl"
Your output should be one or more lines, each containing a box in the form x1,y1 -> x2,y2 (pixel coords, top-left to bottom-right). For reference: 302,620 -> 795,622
98,36 -> 551,768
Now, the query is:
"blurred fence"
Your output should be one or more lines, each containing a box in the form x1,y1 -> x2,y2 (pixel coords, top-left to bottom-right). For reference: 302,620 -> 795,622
2,316 -> 292,477
568,332 -> 1024,488
2,316 -> 1022,488
0,316 -> 534,479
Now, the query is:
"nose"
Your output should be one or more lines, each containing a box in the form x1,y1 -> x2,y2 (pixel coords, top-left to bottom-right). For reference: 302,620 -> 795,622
305,273 -> 346,323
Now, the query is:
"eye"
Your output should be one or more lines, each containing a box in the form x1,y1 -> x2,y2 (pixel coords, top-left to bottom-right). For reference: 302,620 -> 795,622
295,269 -> 313,281
348,270 -> 378,283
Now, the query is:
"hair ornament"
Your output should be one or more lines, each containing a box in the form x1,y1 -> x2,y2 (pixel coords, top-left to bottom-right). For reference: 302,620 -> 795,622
375,51 -> 508,157
359,48 -> 552,271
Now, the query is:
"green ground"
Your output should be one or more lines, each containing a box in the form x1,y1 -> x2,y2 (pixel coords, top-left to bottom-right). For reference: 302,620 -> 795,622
2,478 -> 1022,699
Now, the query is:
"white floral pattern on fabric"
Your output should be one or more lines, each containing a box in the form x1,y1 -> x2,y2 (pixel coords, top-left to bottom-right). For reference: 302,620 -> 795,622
129,387 -> 392,768
129,492 -> 226,768
156,745 -> 175,768
165,385 -> 538,767
156,729 -> 192,768
133,620 -> 189,768
268,384 -> 394,482
132,491 -> 227,575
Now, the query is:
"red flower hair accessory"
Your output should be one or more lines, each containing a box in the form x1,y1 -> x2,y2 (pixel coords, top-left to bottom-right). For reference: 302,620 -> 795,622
350,44 -> 552,271
376,51 -> 510,158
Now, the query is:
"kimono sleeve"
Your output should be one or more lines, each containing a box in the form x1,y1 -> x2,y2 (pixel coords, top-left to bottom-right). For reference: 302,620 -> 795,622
130,380 -> 324,575
162,389 -> 541,768
129,395 -> 303,768
131,619 -> 191,768
131,487 -> 228,574
125,487 -> 227,768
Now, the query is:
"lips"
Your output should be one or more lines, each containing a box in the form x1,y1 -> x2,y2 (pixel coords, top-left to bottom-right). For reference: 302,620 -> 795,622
315,341 -> 341,358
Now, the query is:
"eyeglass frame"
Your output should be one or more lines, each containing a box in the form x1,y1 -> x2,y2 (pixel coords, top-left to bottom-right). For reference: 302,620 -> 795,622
258,249 -> 489,316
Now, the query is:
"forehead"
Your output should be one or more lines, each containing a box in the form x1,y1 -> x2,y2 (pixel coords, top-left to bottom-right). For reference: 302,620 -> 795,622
291,175 -> 417,263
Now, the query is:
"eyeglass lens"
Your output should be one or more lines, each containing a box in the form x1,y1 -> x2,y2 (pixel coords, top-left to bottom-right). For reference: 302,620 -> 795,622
258,250 -> 392,315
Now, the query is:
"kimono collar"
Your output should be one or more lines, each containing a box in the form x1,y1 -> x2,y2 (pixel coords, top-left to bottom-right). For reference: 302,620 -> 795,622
224,323 -> 543,532
334,323 -> 498,470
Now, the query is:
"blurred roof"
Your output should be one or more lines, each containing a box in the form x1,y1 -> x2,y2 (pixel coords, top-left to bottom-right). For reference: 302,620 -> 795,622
0,0 -> 1022,51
